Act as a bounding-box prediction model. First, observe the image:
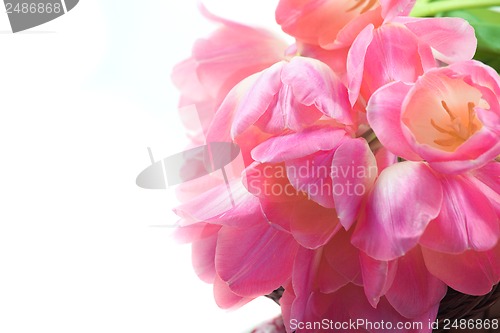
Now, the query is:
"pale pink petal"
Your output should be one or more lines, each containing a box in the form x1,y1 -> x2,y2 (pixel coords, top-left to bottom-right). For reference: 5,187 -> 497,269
255,90 -> 323,133
194,5 -> 287,100
192,231 -> 218,283
449,60 -> 500,133
173,223 -> 220,244
174,181 -> 261,227
332,138 -> 377,229
282,57 -> 352,124
366,81 -> 422,161
419,175 -> 499,253
251,126 -> 346,163
207,73 -> 260,143
231,62 -> 284,139
422,244 -> 500,295
394,17 -> 477,64
380,0 -> 416,21
347,24 -> 375,105
352,162 -> 443,261
386,248 -> 447,318
213,273 -> 254,309
216,223 -> 299,297
360,253 -> 397,308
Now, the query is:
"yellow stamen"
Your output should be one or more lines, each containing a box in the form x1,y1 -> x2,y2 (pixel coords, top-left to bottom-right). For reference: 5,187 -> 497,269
431,100 -> 479,148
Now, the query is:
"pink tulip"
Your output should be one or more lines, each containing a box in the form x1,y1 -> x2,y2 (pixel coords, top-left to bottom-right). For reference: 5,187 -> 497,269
281,230 -> 445,333
174,180 -> 300,307
352,161 -> 500,262
347,17 -> 477,106
171,5 -> 288,143
367,60 -> 500,174
275,0 -> 416,50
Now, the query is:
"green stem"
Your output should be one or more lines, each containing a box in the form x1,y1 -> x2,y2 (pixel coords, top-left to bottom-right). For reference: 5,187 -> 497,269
411,0 -> 500,17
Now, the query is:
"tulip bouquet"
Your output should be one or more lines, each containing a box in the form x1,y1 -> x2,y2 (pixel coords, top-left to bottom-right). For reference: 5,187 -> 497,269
171,0 -> 500,332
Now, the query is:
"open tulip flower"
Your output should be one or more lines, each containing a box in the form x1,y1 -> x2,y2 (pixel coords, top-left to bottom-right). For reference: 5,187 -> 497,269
168,0 -> 500,332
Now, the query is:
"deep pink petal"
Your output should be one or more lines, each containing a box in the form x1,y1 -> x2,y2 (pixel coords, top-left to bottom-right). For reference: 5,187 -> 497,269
286,151 -> 336,208
361,24 -> 430,101
386,248 -> 447,318
324,229 -> 363,285
366,81 -> 421,160
347,24 -> 374,106
332,138 -> 377,229
394,17 -> 477,64
352,162 -> 443,261
422,244 -> 500,295
216,223 -> 298,297
471,162 -> 500,216
375,147 -> 398,173
420,175 -> 499,253
360,253 -> 397,308
288,199 -> 341,249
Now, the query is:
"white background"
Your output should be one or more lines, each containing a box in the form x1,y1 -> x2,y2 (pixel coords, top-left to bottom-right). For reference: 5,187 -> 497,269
0,1 -> 288,332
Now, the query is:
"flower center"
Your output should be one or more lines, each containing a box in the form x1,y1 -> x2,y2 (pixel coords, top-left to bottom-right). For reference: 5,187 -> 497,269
346,0 -> 378,14
430,101 -> 480,148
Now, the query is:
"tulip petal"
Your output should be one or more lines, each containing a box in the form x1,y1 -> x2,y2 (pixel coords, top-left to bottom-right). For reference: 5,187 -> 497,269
352,162 -> 443,261
332,138 -> 377,230
420,175 -> 499,253
282,57 -> 352,124
360,253 -> 397,308
324,229 -> 362,285
192,231 -> 218,283
347,24 -> 374,106
251,126 -> 346,163
231,62 -> 284,138
174,181 -> 261,227
422,244 -> 500,295
471,162 -> 500,216
286,151 -> 336,209
194,4 -> 287,100
394,17 -> 477,64
288,199 -> 341,249
367,81 -> 421,160
380,0 -> 416,21
213,273 -> 254,309
361,24 -> 430,100
216,223 -> 298,297
386,248 -> 447,318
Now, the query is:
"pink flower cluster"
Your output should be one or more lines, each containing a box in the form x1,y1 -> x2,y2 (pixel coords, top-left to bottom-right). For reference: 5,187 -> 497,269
172,1 -> 500,332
